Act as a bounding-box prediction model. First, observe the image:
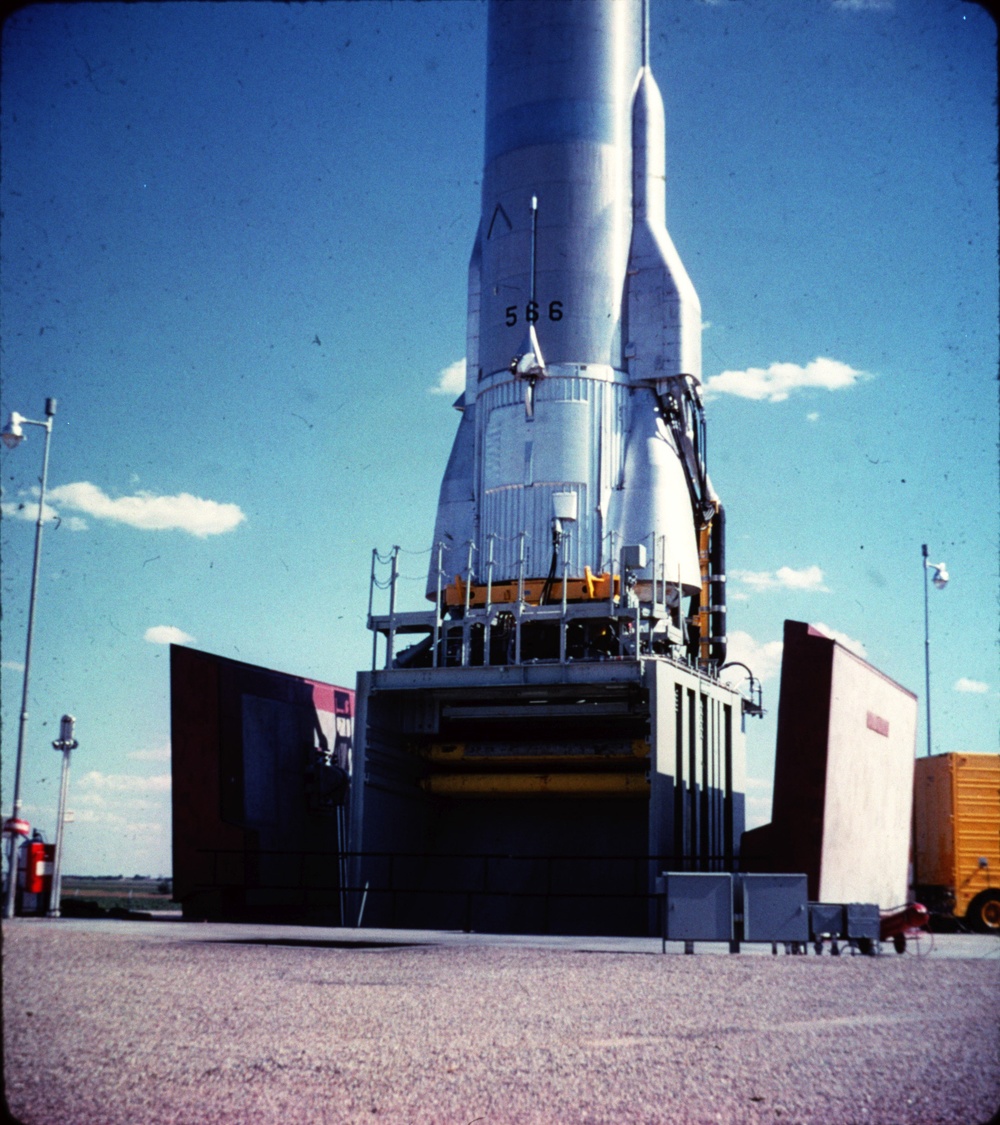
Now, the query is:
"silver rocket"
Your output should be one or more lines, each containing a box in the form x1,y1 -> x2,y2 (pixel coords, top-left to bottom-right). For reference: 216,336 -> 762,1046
355,0 -> 742,934
429,0 -> 719,645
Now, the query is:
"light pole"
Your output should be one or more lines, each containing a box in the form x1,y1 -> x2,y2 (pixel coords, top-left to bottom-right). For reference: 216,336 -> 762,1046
48,715 -> 78,918
2,397 -> 57,919
921,543 -> 949,759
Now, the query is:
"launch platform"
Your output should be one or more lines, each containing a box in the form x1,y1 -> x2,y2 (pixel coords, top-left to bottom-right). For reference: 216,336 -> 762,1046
350,563 -> 746,936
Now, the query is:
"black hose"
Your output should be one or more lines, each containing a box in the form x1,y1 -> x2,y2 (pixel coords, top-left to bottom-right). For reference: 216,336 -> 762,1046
710,504 -> 727,666
538,534 -> 559,606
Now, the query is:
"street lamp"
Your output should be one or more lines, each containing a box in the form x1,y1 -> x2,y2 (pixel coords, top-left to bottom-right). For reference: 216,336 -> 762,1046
48,715 -> 78,918
2,397 -> 58,919
921,543 -> 949,759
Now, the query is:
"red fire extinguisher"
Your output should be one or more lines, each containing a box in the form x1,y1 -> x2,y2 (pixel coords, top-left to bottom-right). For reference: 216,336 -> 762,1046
17,834 -> 55,915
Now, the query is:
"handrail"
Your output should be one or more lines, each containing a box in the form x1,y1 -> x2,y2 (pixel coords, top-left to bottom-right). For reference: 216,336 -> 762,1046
364,529 -> 730,675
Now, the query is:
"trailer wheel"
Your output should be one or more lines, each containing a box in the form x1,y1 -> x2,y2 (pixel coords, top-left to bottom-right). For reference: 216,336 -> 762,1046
967,890 -> 1000,933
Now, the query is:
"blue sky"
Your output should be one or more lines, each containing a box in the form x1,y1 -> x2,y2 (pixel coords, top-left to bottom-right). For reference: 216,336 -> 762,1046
1,0 -> 996,877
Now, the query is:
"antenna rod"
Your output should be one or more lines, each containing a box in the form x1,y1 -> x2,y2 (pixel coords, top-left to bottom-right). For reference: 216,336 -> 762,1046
529,194 -> 538,309
641,0 -> 649,68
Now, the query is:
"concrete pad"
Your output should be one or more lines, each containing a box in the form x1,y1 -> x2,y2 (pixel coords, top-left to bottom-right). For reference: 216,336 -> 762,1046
3,918 -> 998,1124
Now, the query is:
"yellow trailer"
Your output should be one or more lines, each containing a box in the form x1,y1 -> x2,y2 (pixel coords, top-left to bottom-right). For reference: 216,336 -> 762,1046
914,753 -> 1000,932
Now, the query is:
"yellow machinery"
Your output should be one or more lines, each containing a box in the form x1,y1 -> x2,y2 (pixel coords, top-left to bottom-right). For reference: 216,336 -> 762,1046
419,739 -> 651,798
442,567 -> 619,609
914,753 -> 1000,931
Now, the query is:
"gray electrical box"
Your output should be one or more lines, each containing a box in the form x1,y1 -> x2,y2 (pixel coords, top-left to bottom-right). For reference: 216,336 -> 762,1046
660,872 -> 733,941
742,874 -> 809,942
809,902 -> 845,940
845,902 -> 880,942
620,544 -> 647,571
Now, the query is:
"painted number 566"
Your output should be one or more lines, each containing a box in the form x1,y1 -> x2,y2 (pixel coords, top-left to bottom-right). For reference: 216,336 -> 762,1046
505,301 -> 563,326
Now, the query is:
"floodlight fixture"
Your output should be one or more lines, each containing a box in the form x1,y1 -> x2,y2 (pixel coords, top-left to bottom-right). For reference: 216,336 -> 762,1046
1,412 -> 26,449
927,562 -> 949,590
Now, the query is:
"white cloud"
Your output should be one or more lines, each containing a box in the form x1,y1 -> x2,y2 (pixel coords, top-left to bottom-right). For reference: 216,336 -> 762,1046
833,0 -> 892,10
776,565 -> 829,591
144,625 -> 195,646
127,743 -> 172,763
807,412 -> 820,423
954,677 -> 989,695
71,793 -> 166,813
429,359 -> 466,396
2,495 -> 87,530
67,805 -> 166,833
723,630 -> 785,683
76,771 -> 171,794
2,660 -> 25,672
2,497 -> 56,522
46,481 -> 245,537
703,357 -> 869,403
70,773 -> 172,842
732,565 -> 829,593
811,622 -> 867,658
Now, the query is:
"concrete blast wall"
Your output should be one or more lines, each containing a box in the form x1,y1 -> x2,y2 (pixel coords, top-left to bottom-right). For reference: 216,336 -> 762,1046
742,620 -> 917,908
170,645 -> 354,922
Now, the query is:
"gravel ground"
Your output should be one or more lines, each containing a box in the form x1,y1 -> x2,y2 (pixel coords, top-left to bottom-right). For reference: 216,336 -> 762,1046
3,922 -> 998,1125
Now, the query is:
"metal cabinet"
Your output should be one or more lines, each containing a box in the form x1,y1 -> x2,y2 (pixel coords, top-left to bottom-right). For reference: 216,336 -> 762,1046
659,872 -> 733,942
809,902 -> 845,939
742,874 -> 809,943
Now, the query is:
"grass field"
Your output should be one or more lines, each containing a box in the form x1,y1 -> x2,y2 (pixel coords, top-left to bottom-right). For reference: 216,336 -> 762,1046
59,876 -> 174,913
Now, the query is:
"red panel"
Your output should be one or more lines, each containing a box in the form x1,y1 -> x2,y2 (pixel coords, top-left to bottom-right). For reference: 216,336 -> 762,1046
170,646 -> 237,901
866,711 -> 890,737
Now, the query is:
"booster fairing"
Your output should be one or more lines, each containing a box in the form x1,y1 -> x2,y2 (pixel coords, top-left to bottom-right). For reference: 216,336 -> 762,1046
429,0 -> 721,662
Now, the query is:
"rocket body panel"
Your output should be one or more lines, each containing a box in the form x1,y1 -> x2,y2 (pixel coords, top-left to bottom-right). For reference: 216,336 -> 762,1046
480,143 -> 630,374
480,0 -> 639,377
429,0 -> 712,596
428,402 -> 477,572
625,68 -> 702,385
625,219 -> 702,385
476,365 -> 628,581
427,229 -> 483,594
606,393 -> 702,593
464,224 -> 483,404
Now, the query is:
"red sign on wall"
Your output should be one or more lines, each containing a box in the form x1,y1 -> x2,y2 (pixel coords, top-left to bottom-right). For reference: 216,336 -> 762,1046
867,711 -> 890,738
